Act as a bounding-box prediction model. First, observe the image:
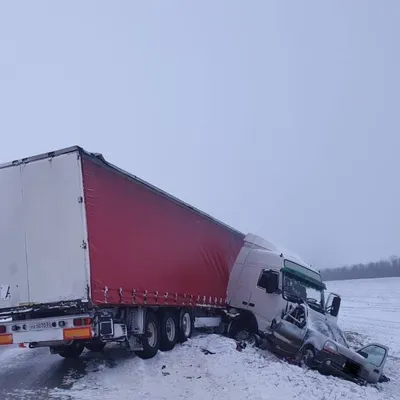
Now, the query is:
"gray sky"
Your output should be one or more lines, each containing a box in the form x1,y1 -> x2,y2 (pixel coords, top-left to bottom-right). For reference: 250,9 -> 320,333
0,1 -> 399,269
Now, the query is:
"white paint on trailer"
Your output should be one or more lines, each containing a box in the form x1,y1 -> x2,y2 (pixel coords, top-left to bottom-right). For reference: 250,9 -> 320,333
0,163 -> 31,308
0,150 -> 90,307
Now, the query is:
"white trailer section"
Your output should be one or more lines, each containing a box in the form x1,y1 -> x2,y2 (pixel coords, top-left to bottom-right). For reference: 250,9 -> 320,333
0,151 -> 90,310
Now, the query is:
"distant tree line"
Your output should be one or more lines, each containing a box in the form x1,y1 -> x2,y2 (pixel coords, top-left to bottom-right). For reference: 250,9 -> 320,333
321,255 -> 400,281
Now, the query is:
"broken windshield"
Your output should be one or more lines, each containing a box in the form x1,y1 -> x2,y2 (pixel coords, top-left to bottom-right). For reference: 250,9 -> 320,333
308,309 -> 348,347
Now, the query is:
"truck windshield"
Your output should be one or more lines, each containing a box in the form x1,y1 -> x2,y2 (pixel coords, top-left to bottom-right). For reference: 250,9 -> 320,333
283,274 -> 324,308
282,259 -> 325,309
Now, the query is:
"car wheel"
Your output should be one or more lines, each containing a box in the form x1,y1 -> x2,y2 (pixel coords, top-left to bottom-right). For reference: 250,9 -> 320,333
299,347 -> 315,368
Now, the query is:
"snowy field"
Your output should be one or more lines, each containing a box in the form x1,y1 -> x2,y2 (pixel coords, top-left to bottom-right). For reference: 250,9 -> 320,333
1,277 -> 399,400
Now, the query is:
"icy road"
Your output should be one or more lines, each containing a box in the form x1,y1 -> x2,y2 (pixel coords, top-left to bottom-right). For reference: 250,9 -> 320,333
0,277 -> 399,400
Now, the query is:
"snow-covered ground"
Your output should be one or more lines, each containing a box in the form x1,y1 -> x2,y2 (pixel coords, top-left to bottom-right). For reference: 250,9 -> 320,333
327,277 -> 400,359
1,277 -> 399,400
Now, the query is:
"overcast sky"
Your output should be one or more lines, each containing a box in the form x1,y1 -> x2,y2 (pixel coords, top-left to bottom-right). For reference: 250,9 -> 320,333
0,1 -> 399,269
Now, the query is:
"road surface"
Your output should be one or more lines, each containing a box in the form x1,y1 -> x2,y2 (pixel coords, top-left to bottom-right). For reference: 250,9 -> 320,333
0,345 -> 132,400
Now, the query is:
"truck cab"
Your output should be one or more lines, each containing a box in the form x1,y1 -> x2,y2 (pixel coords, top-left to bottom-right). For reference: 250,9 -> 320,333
227,234 -> 340,337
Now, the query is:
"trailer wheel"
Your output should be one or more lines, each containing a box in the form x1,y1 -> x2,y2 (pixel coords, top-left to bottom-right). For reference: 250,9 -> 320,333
160,311 -> 178,351
86,342 -> 106,352
135,312 -> 160,360
58,342 -> 85,359
178,309 -> 193,343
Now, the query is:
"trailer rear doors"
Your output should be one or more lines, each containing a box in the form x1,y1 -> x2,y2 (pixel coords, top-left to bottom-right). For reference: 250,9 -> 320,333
0,149 -> 90,310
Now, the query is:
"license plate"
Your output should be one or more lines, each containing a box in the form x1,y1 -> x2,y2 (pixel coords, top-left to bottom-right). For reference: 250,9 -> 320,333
29,321 -> 53,330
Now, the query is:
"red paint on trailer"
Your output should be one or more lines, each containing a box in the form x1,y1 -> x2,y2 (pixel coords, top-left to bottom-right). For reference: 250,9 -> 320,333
81,154 -> 244,307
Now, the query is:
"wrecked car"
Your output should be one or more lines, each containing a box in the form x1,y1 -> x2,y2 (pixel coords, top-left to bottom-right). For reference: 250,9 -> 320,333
268,302 -> 389,385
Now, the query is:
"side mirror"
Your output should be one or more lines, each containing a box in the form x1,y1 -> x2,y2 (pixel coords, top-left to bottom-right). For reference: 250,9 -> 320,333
265,271 -> 279,294
258,270 -> 279,293
330,296 -> 341,317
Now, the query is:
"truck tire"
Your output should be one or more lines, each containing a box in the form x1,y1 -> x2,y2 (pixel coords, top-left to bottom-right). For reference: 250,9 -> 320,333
86,342 -> 106,352
160,311 -> 178,351
228,316 -> 258,346
229,324 -> 254,345
135,311 -> 160,360
58,342 -> 85,359
178,309 -> 193,343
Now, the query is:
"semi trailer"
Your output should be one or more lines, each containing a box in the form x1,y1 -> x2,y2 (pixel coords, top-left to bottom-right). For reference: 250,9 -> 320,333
0,146 -> 340,359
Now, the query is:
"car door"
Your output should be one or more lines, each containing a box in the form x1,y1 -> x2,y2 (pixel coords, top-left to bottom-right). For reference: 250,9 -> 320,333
356,343 -> 389,384
272,305 -> 308,354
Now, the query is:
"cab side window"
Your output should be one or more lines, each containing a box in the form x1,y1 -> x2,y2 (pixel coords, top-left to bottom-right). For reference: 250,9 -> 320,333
257,270 -> 279,293
258,272 -> 269,289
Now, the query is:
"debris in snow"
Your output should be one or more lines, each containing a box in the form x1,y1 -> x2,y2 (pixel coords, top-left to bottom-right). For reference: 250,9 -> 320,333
201,348 -> 215,355
282,356 -> 300,366
236,341 -> 247,351
197,334 -> 237,355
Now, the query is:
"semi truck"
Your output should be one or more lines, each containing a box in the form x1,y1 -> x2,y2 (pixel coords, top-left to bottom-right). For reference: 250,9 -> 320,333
0,146 -> 341,359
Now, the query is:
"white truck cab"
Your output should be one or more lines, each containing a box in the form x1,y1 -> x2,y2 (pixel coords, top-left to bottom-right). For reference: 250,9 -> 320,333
227,234 -> 340,338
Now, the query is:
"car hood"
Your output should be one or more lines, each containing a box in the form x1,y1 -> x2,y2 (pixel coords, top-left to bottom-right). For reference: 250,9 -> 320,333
334,343 -> 369,365
306,308 -> 371,366
307,308 -> 348,347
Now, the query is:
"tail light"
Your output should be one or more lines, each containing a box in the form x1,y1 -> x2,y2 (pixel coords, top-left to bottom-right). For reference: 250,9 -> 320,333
73,318 -> 92,327
323,340 -> 338,354
0,325 -> 6,334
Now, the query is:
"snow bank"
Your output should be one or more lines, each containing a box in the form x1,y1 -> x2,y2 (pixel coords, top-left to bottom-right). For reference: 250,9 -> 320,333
49,330 -> 398,400
327,277 -> 400,357
2,277 -> 398,400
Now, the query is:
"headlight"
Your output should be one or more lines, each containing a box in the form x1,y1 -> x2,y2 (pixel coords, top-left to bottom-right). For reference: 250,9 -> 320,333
323,340 -> 338,354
